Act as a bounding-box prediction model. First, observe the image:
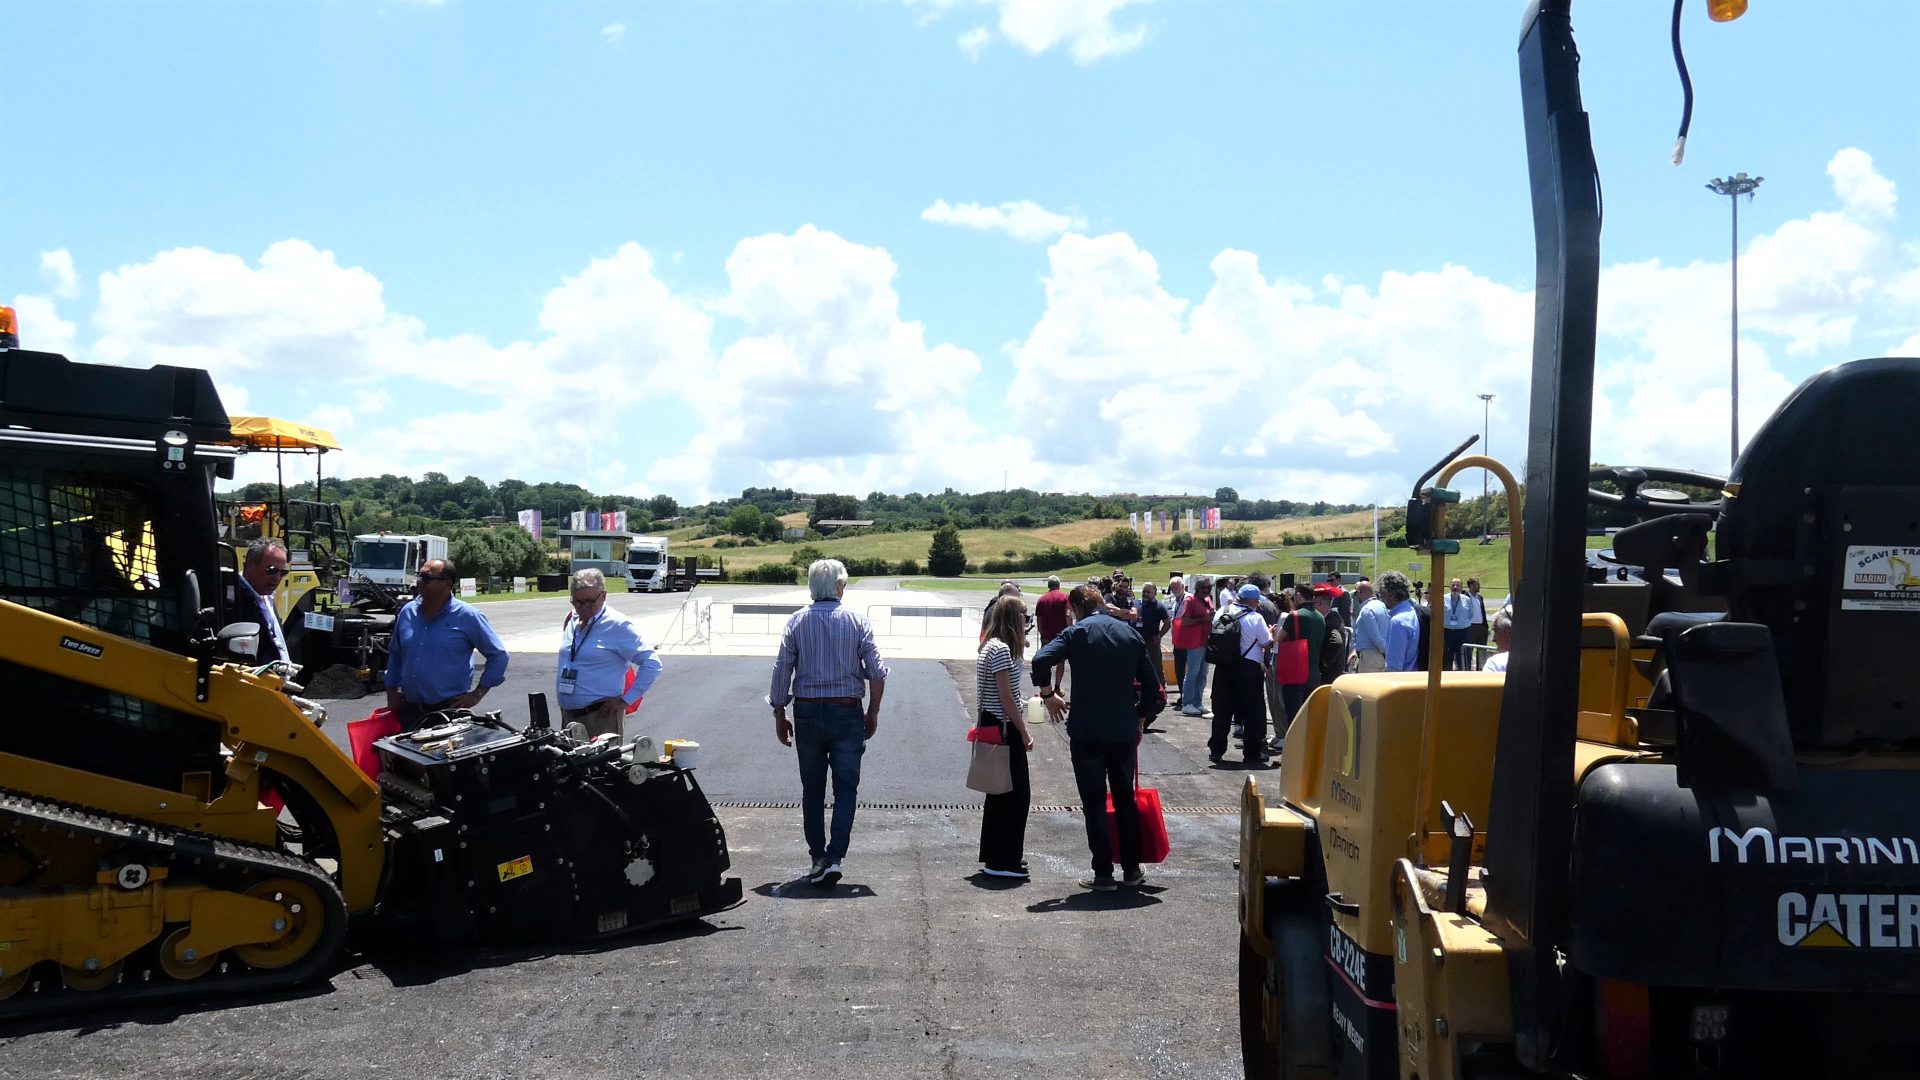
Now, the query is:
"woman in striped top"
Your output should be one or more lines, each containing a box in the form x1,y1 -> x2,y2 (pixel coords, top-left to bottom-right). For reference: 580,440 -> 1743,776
977,593 -> 1035,880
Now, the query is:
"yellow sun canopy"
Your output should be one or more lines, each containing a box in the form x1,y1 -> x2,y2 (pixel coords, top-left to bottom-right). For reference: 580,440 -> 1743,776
225,415 -> 343,452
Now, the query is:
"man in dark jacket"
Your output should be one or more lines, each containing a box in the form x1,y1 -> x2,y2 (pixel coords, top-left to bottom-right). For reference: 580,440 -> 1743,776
1033,585 -> 1160,892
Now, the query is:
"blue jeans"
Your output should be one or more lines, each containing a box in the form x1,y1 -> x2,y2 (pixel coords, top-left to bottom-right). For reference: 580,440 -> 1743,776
1180,647 -> 1208,709
794,701 -> 867,862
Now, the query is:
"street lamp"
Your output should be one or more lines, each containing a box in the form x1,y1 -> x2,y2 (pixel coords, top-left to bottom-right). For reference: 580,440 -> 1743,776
1478,393 -> 1495,537
1706,172 -> 1762,470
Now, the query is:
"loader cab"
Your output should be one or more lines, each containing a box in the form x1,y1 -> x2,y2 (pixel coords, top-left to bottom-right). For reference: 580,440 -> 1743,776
0,349 -> 242,789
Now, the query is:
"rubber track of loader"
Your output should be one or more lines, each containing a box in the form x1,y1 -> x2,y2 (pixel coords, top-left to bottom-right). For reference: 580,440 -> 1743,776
0,787 -> 349,1021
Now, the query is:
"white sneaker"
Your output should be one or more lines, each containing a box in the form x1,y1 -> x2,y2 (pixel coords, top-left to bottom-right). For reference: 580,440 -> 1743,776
1181,706 -> 1204,717
812,861 -> 843,888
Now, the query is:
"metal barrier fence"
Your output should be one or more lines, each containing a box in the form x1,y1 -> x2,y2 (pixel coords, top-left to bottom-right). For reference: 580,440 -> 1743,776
1462,643 -> 1497,671
866,605 -> 982,637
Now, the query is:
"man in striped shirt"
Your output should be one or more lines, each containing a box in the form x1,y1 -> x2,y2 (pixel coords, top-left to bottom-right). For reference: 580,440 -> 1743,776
769,558 -> 890,888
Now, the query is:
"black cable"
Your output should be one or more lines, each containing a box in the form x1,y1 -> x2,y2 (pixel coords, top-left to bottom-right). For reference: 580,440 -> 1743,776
1671,0 -> 1693,164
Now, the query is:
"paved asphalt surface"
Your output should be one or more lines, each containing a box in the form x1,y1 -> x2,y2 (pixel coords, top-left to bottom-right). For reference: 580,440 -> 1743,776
1,585 -> 1265,1079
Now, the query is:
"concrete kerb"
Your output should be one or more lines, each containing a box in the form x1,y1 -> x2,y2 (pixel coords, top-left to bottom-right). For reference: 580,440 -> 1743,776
493,587 -> 984,661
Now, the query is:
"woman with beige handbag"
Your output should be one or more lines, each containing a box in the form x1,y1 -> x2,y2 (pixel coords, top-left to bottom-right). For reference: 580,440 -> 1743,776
974,594 -> 1036,880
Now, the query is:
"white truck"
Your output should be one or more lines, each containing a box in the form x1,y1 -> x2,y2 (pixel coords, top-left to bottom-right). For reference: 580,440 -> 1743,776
624,536 -> 674,592
350,532 -> 449,589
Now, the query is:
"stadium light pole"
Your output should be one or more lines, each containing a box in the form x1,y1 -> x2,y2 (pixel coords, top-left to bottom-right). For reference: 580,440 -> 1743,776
1706,172 -> 1762,470
1478,392 -> 1495,537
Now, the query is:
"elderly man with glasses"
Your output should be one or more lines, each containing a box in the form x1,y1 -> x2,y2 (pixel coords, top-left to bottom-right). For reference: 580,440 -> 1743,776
384,557 -> 510,731
555,568 -> 663,739
239,537 -> 293,664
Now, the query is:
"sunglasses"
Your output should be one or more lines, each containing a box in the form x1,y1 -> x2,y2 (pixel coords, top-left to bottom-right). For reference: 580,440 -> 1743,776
263,566 -> 290,577
570,594 -> 606,607
417,573 -> 452,583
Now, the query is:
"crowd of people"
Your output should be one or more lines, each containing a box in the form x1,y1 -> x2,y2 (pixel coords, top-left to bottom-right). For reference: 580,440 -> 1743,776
373,553 -> 1511,898
986,566 -> 1512,777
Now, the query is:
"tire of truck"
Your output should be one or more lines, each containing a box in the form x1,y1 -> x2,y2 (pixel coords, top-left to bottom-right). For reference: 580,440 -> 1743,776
1240,881 -> 1332,1080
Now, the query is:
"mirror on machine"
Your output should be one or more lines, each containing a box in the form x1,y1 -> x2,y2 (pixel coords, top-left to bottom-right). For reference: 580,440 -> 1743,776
217,621 -> 262,659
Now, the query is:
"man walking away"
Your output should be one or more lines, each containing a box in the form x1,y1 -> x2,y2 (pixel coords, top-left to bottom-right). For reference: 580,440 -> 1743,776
1032,585 -> 1160,891
769,559 -> 890,889
1207,583 -> 1273,768
385,558 -> 509,732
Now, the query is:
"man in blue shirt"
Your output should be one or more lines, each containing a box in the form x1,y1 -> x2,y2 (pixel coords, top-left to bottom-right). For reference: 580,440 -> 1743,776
1379,571 -> 1421,673
1350,579 -> 1390,672
384,558 -> 510,731
555,568 -> 663,739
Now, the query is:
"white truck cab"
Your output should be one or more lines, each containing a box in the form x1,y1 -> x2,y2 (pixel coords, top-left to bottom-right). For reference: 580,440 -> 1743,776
625,537 -> 671,592
351,533 -> 449,588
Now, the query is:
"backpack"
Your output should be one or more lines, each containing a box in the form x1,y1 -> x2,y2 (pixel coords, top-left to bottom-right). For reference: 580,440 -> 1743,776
1206,604 -> 1250,666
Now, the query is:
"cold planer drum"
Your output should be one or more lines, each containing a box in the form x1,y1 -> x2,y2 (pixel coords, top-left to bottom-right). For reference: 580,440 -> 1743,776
373,708 -> 742,942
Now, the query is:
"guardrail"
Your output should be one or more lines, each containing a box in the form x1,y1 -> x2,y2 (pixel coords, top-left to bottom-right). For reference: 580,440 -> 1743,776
867,605 -> 982,637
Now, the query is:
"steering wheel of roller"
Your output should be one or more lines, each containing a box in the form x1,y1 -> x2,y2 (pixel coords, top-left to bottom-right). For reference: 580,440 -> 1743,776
1587,465 -> 1726,520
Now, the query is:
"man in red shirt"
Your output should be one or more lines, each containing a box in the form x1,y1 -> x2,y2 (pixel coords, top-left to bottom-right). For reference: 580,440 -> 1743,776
1033,575 -> 1072,693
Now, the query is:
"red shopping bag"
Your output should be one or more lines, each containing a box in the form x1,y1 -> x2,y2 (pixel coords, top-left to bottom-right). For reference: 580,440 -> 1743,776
1106,752 -> 1170,864
347,706 -> 402,780
1273,638 -> 1310,686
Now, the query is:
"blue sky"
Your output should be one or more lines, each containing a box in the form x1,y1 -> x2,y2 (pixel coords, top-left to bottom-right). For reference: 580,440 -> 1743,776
9,1 -> 1918,506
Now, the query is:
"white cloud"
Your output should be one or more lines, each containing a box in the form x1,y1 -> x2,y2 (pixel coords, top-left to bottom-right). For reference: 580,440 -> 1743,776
37,149 -> 1920,504
1830,148 -> 1896,218
907,0 -> 1151,64
957,26 -> 992,60
601,22 -> 626,46
7,294 -> 77,356
921,198 -> 1085,241
39,250 -> 79,298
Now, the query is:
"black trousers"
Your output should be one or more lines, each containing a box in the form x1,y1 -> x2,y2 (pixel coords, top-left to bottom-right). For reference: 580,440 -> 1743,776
1444,627 -> 1470,670
1070,738 -> 1140,878
977,717 -> 1030,871
1208,658 -> 1267,759
396,697 -> 460,733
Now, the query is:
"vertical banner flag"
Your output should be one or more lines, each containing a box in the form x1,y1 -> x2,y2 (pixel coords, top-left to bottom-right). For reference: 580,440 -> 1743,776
517,509 -> 542,540
587,510 -> 601,531
605,510 -> 626,534
570,510 -> 587,531
1129,511 -> 1139,532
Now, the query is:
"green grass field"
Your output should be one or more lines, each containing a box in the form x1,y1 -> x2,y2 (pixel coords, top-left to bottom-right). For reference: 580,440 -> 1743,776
678,516 -> 1616,595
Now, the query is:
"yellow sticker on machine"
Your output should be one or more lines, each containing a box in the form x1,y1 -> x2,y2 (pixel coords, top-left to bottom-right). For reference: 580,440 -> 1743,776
497,855 -> 534,882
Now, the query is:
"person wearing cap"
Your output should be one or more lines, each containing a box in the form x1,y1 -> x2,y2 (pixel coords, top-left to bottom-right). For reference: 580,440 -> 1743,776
1208,582 -> 1274,768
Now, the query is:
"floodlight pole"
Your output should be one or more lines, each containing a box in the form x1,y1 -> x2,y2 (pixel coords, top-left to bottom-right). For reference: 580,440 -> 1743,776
1478,392 -> 1495,536
1706,172 -> 1762,470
